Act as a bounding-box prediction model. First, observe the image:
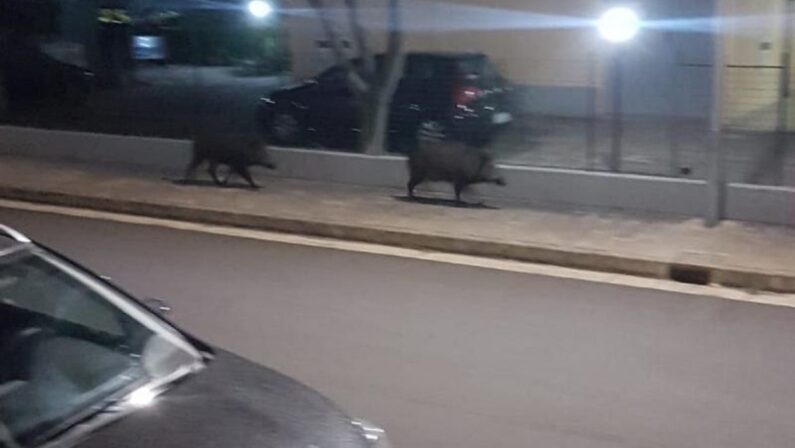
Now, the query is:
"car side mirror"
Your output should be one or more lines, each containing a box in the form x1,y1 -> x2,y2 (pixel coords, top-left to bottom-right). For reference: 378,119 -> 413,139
143,297 -> 172,315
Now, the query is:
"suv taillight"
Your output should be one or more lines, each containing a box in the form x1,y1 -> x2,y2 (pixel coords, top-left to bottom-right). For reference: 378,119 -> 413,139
454,85 -> 482,106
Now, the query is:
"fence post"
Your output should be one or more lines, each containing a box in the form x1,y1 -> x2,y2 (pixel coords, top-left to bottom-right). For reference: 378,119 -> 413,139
608,49 -> 624,172
586,53 -> 597,170
705,19 -> 725,227
777,0 -> 794,134
669,50 -> 681,177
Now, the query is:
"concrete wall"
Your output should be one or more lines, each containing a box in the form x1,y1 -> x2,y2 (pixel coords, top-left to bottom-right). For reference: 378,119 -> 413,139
513,85 -> 593,117
0,125 -> 192,172
271,147 -> 711,217
726,183 -> 795,226
0,126 -> 795,226
2,125 -> 793,226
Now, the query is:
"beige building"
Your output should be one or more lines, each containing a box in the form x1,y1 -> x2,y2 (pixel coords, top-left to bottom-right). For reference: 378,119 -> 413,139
283,0 -> 794,129
721,0 -> 792,131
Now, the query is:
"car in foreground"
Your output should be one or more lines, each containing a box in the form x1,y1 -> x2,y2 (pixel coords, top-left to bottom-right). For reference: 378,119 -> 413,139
0,225 -> 389,448
258,52 -> 513,152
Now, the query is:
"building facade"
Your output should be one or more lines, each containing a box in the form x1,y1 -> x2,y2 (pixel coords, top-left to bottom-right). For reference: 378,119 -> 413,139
284,0 -> 794,130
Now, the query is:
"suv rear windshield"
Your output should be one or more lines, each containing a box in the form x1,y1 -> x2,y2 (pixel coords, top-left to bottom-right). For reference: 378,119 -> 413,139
319,53 -> 504,86
455,56 -> 501,85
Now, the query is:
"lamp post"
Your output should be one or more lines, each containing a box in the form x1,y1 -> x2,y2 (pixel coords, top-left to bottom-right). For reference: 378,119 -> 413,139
705,15 -> 725,227
597,7 -> 640,172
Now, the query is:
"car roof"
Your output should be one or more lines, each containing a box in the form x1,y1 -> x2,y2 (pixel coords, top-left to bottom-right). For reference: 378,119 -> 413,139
406,51 -> 486,60
365,52 -> 486,61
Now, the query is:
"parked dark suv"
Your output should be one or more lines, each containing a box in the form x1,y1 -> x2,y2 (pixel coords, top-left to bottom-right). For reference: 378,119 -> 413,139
258,52 -> 513,152
0,34 -> 93,113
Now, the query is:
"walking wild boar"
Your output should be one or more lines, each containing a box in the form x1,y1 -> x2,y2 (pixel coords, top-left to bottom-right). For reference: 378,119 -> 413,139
184,134 -> 276,189
407,139 -> 506,204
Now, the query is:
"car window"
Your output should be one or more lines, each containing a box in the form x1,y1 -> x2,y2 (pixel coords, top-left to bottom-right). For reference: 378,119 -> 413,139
0,255 -> 123,336
0,249 -> 202,447
405,56 -> 443,79
456,56 -> 500,85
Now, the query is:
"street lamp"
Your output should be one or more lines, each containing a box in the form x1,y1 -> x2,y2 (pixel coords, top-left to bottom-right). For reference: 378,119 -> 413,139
248,0 -> 273,19
597,7 -> 640,43
597,7 -> 640,172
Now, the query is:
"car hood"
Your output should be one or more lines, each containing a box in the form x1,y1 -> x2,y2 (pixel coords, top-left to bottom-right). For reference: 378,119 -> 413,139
76,349 -> 369,448
271,81 -> 316,99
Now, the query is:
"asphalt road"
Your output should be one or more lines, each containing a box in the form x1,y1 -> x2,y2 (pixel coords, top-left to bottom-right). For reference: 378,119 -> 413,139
3,206 -> 795,448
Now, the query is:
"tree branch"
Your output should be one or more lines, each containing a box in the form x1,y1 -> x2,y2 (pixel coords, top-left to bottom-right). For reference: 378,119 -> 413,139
362,0 -> 404,154
379,0 -> 403,90
307,0 -> 368,94
306,0 -> 345,67
345,0 -> 373,80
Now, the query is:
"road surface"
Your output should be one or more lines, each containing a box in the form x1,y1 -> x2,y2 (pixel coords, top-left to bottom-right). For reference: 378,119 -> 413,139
2,205 -> 795,448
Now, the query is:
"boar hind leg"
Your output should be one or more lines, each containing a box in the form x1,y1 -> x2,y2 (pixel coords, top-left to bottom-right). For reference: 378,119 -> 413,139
454,181 -> 467,205
208,161 -> 224,186
183,156 -> 202,182
407,173 -> 425,199
233,164 -> 259,189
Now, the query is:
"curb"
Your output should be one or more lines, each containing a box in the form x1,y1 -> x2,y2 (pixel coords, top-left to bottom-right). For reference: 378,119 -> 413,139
0,186 -> 792,293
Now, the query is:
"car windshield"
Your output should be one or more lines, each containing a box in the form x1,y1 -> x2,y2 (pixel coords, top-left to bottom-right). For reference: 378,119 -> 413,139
0,246 -> 203,448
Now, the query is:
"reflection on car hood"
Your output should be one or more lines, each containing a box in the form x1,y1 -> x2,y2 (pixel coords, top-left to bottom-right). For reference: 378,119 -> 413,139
272,82 -> 315,97
77,349 -> 369,448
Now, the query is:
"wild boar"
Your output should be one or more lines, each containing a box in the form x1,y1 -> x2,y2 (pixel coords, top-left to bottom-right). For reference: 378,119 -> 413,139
407,139 -> 506,204
184,134 -> 276,189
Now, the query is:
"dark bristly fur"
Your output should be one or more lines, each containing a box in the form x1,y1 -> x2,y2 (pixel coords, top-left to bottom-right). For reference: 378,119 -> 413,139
184,134 -> 276,189
407,139 -> 506,204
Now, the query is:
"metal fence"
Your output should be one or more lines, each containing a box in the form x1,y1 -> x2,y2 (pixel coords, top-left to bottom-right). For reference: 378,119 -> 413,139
723,65 -> 784,132
2,54 -> 795,187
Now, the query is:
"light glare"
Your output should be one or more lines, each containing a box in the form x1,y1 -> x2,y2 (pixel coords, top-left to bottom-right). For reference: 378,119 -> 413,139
128,387 -> 157,407
248,0 -> 273,19
597,7 -> 640,43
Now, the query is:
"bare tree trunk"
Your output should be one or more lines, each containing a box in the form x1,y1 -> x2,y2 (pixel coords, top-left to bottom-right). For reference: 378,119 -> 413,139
309,0 -> 402,154
345,0 -> 373,79
362,55 -> 403,154
363,0 -> 402,155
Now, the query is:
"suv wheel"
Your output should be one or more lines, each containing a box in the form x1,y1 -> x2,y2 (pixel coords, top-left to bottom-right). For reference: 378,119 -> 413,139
270,111 -> 302,145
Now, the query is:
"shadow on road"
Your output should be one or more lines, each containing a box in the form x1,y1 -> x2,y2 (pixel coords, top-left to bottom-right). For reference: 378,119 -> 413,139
392,195 -> 499,209
169,178 -> 259,190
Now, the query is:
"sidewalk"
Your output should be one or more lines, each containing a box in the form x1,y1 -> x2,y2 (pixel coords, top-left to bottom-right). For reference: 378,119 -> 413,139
0,155 -> 793,292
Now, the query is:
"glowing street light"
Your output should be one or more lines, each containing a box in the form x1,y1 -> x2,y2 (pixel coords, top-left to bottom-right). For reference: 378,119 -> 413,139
248,0 -> 273,19
597,7 -> 640,44
596,7 -> 640,171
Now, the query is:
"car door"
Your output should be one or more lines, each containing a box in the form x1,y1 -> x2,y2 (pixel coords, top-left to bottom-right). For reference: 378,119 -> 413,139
388,55 -> 452,152
306,66 -> 359,148
388,55 -> 426,152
